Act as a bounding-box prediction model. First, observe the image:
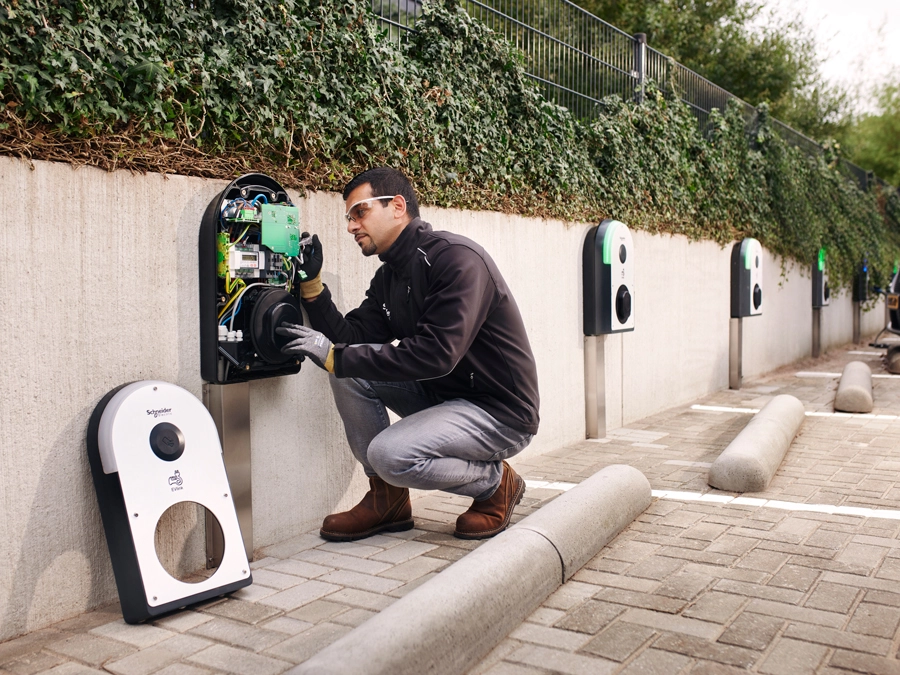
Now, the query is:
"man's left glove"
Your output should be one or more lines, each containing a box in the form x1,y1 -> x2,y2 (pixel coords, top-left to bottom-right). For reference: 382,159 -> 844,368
276,323 -> 334,373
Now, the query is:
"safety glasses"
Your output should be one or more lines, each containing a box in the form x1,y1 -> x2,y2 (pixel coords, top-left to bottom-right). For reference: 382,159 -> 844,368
344,195 -> 399,223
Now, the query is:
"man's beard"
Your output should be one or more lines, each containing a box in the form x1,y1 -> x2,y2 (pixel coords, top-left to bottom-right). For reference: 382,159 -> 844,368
359,237 -> 377,256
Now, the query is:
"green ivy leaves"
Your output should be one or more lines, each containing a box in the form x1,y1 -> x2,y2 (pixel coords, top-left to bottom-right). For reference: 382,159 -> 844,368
0,0 -> 896,287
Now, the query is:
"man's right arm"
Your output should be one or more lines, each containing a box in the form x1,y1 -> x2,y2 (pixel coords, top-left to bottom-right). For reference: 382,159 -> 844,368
293,232 -> 393,346
303,280 -> 393,346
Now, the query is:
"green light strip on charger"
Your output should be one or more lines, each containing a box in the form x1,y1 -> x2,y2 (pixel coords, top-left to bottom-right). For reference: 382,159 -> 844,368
602,221 -> 622,265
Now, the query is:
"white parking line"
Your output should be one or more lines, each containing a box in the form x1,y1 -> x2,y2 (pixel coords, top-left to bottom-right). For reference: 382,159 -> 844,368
524,480 -> 577,491
796,371 -> 900,379
663,460 -> 713,468
651,489 -> 900,520
525,481 -> 900,520
690,404 -> 900,420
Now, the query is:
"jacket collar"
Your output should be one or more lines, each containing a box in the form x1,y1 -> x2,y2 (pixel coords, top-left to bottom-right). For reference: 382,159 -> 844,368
379,218 -> 431,270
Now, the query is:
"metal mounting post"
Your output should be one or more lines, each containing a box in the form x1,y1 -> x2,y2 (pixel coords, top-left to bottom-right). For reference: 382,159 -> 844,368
203,382 -> 253,566
729,317 -> 743,390
812,308 -> 822,358
633,33 -> 647,104
584,335 -> 607,439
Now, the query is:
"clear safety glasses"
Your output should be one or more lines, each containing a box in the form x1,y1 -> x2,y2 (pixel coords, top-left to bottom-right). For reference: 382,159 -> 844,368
344,195 -> 399,223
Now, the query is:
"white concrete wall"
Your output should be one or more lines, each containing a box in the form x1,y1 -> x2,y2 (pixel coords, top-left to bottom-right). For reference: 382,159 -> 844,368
0,156 -> 885,639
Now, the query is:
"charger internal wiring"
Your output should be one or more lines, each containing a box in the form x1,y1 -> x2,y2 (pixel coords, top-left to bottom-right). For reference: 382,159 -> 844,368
224,281 -> 287,332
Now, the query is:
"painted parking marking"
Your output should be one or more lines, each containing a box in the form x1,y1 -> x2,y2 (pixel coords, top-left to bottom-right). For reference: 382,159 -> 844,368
525,480 -> 577,491
690,404 -> 900,420
663,460 -> 713,468
796,371 -> 900,379
652,489 -> 900,521
525,481 -> 900,520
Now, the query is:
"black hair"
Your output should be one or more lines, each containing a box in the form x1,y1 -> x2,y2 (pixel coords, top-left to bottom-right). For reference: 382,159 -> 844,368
342,167 -> 420,219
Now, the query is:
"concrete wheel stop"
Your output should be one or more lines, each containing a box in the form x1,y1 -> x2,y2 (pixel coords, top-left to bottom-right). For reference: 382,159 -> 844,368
834,361 -> 874,413
708,394 -> 805,493
290,464 -> 651,675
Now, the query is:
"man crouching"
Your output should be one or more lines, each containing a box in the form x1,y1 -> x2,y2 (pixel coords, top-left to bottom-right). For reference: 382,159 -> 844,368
278,167 -> 540,541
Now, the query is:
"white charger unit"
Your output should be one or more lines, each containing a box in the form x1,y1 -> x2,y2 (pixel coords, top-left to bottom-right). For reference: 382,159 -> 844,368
730,238 -> 763,317
813,248 -> 830,307
87,381 -> 251,623
582,219 -> 635,335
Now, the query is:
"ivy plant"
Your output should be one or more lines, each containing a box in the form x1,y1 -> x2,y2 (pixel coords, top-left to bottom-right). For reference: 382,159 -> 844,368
0,0 -> 896,288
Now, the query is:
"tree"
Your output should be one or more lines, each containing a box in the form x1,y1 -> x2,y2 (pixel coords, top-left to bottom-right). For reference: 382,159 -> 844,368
574,0 -> 849,140
845,77 -> 900,186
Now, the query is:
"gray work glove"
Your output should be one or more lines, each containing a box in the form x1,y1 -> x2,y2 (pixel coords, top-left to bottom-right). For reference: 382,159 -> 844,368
276,323 -> 334,372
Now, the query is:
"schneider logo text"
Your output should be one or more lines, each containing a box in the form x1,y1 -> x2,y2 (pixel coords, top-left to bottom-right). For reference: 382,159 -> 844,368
147,408 -> 173,418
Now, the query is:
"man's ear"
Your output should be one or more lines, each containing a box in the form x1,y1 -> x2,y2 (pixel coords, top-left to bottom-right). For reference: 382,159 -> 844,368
392,195 -> 408,220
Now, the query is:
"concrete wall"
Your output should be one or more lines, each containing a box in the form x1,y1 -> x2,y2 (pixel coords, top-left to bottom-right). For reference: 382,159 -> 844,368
0,156 -> 885,639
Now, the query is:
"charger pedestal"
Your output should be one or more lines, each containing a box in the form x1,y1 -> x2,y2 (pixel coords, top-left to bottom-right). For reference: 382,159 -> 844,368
729,318 -> 743,390
584,335 -> 607,439
203,383 -> 253,566
812,308 -> 822,358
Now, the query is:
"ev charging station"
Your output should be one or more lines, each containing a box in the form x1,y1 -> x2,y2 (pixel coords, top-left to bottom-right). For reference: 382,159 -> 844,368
729,238 -> 763,389
812,248 -> 830,357
198,173 -> 308,566
853,259 -> 869,344
87,381 -> 251,623
86,172 -> 310,621
583,219 -> 634,438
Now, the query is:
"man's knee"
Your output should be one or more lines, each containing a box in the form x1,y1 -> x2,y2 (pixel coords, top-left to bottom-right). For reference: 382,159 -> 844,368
329,373 -> 353,396
367,435 -> 415,486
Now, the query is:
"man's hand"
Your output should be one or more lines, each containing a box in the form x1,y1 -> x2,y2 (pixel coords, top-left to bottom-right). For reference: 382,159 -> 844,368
276,323 -> 334,372
297,232 -> 323,282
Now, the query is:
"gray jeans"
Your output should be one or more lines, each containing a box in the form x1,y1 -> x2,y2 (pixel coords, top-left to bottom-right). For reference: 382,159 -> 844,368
329,376 -> 533,500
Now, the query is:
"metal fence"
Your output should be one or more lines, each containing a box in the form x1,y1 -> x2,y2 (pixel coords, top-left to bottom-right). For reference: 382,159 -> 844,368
370,0 -> 885,192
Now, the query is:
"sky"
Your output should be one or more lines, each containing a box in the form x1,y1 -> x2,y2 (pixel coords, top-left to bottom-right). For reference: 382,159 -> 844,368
763,0 -> 900,110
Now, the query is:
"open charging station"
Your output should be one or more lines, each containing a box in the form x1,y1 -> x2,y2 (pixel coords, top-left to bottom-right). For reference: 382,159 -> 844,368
86,173 -> 314,623
582,219 -> 634,438
812,248 -> 829,357
197,173 -> 313,568
199,173 -> 306,385
87,381 -> 251,623
729,238 -> 763,389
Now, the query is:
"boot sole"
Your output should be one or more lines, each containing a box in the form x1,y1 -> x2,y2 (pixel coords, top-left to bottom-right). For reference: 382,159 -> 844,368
319,518 -> 414,542
453,476 -> 525,540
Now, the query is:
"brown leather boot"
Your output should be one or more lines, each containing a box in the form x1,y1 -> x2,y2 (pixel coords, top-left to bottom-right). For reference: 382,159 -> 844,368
320,476 -> 414,542
454,461 -> 525,540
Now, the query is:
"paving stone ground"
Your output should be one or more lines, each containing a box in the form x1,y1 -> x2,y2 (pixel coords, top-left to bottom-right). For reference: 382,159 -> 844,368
4,344 -> 900,674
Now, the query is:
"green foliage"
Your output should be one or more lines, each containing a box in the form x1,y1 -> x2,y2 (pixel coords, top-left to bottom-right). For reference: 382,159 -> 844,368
845,79 -> 900,187
574,0 -> 851,141
0,0 -> 896,288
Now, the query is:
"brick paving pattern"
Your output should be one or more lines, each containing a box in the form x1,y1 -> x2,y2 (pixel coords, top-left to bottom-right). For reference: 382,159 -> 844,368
3,345 -> 900,674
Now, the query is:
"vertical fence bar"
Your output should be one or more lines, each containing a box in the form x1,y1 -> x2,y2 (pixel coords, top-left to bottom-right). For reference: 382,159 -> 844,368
633,33 -> 646,104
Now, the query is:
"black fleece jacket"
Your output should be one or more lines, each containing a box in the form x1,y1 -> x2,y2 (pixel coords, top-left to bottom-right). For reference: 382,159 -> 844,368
303,218 -> 540,435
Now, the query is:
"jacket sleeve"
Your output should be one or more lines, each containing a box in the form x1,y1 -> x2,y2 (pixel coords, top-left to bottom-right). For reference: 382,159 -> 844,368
334,246 -> 496,381
303,270 -> 395,346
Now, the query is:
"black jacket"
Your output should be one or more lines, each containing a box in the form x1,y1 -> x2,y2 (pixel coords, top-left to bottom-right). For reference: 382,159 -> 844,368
304,218 -> 540,435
